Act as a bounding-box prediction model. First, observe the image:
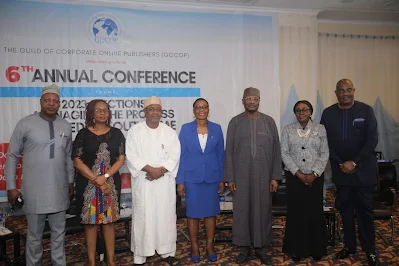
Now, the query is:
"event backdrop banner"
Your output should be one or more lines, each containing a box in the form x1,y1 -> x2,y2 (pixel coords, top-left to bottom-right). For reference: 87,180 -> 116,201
0,0 -> 279,201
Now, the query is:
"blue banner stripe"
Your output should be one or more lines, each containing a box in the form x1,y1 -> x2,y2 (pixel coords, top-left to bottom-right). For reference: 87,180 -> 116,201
0,87 -> 200,98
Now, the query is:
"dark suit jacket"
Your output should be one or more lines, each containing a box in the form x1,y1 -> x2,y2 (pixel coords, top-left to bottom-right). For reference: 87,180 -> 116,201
176,121 -> 224,184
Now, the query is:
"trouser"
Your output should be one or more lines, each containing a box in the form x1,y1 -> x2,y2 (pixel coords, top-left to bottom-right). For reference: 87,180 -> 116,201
26,211 -> 66,266
134,250 -> 175,264
336,186 -> 375,253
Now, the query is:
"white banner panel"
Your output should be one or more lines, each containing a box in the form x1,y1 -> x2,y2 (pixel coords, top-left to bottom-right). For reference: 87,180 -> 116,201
0,1 -> 279,200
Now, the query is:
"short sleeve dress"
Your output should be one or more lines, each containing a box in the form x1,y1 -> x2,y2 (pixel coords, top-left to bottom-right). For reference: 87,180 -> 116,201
72,127 -> 125,224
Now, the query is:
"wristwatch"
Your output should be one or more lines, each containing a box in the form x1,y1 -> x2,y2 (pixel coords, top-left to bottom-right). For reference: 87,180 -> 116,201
161,168 -> 168,174
104,173 -> 110,179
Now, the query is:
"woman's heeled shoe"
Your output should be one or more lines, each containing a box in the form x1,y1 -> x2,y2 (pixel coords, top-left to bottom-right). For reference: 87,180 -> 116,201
208,253 -> 217,262
190,255 -> 200,263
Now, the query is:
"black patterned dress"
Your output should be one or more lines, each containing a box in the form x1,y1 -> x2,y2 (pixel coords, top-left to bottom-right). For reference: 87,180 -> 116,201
72,127 -> 125,224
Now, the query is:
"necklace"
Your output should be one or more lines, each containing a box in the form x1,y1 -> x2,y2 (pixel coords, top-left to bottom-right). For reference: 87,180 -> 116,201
297,128 -> 311,138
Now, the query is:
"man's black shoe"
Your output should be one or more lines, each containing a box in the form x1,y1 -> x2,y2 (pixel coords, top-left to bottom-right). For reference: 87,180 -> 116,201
254,248 -> 271,265
367,253 -> 380,266
236,247 -> 250,264
335,248 -> 356,259
291,255 -> 301,263
312,256 -> 321,261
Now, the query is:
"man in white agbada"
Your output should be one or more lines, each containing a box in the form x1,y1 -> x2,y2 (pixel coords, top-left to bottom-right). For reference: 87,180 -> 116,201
126,96 -> 181,265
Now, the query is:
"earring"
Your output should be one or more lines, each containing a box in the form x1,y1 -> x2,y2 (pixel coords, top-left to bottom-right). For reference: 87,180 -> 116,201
93,119 -> 96,125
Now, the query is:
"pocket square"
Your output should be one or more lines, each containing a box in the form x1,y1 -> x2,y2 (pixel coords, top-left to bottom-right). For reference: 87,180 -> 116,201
353,118 -> 365,126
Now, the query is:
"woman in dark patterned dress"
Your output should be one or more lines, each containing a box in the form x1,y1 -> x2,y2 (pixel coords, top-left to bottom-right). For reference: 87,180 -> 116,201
72,99 -> 125,266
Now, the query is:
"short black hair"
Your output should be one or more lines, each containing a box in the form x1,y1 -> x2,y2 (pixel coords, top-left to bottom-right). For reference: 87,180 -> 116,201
192,98 -> 209,108
293,100 -> 313,115
336,79 -> 353,91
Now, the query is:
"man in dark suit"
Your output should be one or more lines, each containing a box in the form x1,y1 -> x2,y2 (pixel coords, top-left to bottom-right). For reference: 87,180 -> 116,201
321,79 -> 379,266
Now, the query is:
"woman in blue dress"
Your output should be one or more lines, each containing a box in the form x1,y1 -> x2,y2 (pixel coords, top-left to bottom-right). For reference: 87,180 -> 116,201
177,98 -> 225,263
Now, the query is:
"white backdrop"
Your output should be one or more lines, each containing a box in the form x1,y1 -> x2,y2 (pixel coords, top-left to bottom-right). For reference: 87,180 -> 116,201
0,0 -> 280,200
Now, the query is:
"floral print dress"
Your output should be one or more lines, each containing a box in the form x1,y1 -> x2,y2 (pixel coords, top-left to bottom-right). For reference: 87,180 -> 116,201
72,127 -> 125,224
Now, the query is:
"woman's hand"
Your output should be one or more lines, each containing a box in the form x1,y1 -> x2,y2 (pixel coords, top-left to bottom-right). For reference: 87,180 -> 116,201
177,184 -> 185,197
295,170 -> 308,185
304,174 -> 317,187
93,175 -> 107,187
218,182 -> 225,195
100,183 -> 110,195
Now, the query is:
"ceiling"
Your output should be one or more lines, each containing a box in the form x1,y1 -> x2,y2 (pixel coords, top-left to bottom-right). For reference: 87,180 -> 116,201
108,0 -> 399,23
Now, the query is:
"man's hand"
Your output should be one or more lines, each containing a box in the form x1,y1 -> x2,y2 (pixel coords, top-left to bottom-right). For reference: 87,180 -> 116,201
218,182 -> 225,195
93,175 -> 107,187
7,189 -> 22,206
177,184 -> 185,197
270,180 -> 278,192
227,182 -> 236,194
340,161 -> 356,174
100,184 -> 110,195
68,183 -> 74,198
147,167 -> 164,180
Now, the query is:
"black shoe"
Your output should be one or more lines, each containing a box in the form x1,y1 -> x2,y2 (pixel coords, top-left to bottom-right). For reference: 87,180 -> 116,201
236,247 -> 250,264
291,255 -> 301,263
367,253 -> 380,266
254,248 -> 271,265
335,248 -> 356,259
312,256 -> 322,261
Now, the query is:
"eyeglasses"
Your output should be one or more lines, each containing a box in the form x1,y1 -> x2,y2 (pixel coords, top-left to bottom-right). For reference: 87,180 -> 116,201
42,98 -> 60,104
336,88 -> 355,95
294,108 -> 311,114
194,105 -> 209,110
243,97 -> 260,102
146,107 -> 162,113
95,108 -> 109,113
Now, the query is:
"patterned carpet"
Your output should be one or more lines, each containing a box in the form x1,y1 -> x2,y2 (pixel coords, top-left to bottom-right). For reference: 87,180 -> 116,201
2,189 -> 399,266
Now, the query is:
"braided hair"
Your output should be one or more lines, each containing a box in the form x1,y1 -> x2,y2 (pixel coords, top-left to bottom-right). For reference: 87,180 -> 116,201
85,99 -> 111,128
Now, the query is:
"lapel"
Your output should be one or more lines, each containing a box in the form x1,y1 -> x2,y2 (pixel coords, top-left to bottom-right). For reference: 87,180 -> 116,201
203,122 -> 214,154
189,121 -> 203,153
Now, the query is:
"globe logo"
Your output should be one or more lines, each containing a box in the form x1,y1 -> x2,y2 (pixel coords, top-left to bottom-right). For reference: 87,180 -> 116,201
87,12 -> 123,45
